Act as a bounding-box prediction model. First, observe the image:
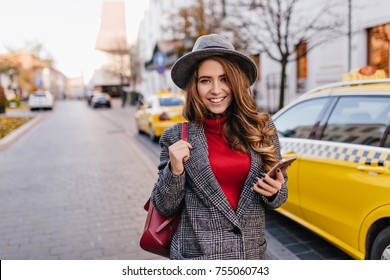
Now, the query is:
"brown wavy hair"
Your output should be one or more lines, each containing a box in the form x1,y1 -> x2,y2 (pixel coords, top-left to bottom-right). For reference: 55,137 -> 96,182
182,56 -> 278,172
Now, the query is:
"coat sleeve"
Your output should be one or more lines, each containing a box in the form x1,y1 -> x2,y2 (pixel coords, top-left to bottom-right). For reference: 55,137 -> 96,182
261,118 -> 288,209
151,124 -> 186,218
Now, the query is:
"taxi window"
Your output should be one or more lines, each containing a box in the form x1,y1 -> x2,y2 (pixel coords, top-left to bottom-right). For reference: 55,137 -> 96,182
159,97 -> 182,107
321,96 -> 390,147
273,97 -> 328,139
383,132 -> 390,148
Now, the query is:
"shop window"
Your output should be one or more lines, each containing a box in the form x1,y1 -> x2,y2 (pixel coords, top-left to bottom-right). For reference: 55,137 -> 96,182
250,54 -> 261,101
296,42 -> 307,94
368,24 -> 390,76
250,54 -> 261,82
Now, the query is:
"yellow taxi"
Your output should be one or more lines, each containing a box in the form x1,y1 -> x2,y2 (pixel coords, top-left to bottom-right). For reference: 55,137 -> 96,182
135,90 -> 186,141
272,79 -> 390,260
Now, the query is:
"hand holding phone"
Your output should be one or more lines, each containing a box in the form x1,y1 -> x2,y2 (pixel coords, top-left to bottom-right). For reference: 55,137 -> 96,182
267,156 -> 297,178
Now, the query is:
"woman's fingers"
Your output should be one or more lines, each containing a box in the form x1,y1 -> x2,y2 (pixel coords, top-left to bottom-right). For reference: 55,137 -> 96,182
168,140 -> 192,175
170,140 -> 192,160
252,183 -> 274,197
275,167 -> 285,184
252,170 -> 284,197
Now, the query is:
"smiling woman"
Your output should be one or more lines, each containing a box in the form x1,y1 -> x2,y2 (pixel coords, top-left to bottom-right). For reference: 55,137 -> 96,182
146,34 -> 288,260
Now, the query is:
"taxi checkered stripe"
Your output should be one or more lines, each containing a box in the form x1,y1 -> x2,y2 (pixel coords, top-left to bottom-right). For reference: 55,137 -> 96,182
281,140 -> 390,166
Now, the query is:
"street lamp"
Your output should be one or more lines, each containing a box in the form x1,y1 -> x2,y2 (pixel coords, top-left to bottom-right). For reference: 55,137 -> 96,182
348,0 -> 352,71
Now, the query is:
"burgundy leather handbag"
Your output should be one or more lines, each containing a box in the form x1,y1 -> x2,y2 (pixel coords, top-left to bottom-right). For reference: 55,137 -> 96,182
139,122 -> 188,258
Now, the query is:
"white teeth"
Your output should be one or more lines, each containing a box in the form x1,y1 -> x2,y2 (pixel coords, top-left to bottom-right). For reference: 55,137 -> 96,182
209,97 -> 224,103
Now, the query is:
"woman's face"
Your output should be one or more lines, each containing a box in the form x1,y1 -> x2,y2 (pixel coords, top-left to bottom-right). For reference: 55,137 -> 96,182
196,58 -> 232,116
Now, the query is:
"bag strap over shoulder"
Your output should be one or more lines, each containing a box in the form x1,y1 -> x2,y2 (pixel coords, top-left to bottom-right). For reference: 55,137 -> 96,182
181,122 -> 188,141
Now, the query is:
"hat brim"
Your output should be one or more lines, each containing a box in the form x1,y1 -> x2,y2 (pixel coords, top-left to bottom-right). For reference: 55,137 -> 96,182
171,48 -> 258,90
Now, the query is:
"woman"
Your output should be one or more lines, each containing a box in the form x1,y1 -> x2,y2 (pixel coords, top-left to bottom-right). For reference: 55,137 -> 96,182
151,34 -> 288,260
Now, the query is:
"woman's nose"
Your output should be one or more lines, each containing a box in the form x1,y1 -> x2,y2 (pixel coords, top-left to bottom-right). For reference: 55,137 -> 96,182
211,81 -> 222,94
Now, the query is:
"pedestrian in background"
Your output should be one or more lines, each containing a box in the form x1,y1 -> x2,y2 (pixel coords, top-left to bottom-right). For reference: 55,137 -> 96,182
0,82 -> 7,114
151,34 -> 288,259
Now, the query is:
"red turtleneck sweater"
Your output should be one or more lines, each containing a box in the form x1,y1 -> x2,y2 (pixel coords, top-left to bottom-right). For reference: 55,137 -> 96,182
204,115 -> 251,211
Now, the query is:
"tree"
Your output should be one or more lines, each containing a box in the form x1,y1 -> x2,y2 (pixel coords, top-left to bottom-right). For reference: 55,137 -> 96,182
163,0 -> 227,42
23,40 -> 54,66
0,53 -> 18,73
99,39 -> 130,107
0,42 -> 53,95
128,44 -> 141,99
229,0 -> 345,110
0,54 -> 18,113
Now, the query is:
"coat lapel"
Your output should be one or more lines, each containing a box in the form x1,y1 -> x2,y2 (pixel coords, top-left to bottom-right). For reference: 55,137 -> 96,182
184,123 -> 240,226
236,149 -> 265,218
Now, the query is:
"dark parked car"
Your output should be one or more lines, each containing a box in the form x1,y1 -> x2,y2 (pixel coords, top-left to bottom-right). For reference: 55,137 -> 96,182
89,92 -> 111,108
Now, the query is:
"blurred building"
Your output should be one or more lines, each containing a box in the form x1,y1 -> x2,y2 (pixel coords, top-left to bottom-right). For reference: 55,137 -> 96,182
138,0 -> 390,112
93,0 -> 129,97
256,0 -> 390,112
0,51 -> 67,100
137,0 -> 192,98
41,66 -> 67,100
95,1 -> 127,53
90,68 -> 121,96
66,77 -> 85,100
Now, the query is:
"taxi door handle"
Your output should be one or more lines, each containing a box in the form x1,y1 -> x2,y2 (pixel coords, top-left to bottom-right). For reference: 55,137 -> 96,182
356,165 -> 386,174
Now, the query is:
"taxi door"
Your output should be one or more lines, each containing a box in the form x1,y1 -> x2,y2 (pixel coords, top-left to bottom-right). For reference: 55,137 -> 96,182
296,95 -> 390,258
273,97 -> 331,220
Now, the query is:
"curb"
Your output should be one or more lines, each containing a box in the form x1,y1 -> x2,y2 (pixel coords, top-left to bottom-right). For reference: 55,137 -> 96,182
0,115 -> 43,151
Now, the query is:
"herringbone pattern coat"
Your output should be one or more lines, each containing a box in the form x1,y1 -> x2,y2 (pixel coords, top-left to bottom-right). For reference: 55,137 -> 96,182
151,120 -> 288,260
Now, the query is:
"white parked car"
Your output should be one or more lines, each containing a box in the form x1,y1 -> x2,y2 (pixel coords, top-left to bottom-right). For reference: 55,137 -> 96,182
28,91 -> 54,110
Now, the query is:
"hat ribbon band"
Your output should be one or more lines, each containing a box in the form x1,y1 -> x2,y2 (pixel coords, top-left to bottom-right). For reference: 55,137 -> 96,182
202,46 -> 229,50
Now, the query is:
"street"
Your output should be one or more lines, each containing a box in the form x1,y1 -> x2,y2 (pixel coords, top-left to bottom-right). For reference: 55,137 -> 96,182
0,99 -> 351,260
0,99 -> 163,260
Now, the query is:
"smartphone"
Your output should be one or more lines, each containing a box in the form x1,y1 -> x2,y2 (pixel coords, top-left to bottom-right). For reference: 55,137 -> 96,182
267,156 -> 297,178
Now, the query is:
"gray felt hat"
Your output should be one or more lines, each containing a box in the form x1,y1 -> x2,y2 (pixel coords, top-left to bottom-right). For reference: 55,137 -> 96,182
171,34 -> 258,90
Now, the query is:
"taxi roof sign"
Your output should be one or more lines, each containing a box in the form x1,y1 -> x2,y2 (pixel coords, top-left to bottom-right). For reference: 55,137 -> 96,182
342,66 -> 387,81
300,78 -> 390,99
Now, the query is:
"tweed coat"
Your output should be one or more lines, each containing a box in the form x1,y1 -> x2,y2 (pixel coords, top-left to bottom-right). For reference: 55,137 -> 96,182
151,120 -> 288,260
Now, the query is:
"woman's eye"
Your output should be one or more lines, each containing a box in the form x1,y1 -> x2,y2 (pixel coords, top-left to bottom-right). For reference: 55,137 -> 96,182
199,79 -> 210,84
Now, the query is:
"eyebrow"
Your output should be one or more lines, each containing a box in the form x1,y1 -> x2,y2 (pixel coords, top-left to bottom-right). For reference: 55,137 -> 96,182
198,74 -> 226,79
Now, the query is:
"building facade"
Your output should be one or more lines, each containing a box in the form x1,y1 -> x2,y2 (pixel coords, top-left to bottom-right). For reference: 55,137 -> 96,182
138,0 -> 390,112
260,0 -> 390,112
137,0 -> 191,98
93,0 -> 129,98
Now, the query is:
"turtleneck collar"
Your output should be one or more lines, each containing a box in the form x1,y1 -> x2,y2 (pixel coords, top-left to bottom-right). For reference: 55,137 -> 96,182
204,114 -> 228,135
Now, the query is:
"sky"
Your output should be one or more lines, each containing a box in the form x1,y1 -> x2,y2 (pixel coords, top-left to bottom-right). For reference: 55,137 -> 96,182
0,0 -> 149,82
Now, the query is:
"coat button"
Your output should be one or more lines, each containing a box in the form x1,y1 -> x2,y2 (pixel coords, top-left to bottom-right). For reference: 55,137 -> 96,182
231,226 -> 241,235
